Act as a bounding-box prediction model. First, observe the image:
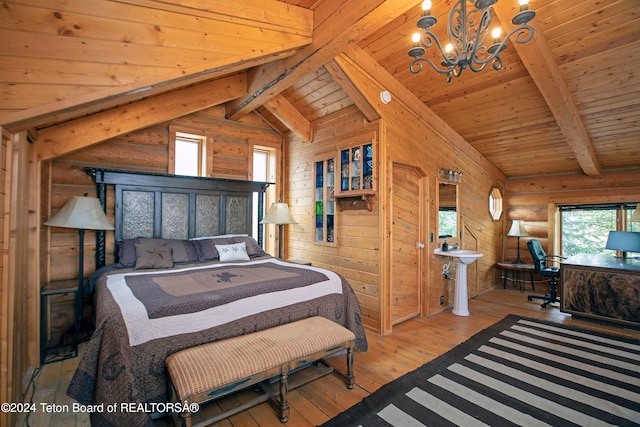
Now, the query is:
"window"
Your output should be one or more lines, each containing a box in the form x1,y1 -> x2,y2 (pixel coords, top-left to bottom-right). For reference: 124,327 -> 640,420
560,203 -> 638,257
252,147 -> 276,248
489,187 -> 503,221
171,131 -> 207,176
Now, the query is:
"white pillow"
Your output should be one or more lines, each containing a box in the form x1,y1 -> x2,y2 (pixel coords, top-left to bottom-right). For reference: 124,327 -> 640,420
215,242 -> 250,262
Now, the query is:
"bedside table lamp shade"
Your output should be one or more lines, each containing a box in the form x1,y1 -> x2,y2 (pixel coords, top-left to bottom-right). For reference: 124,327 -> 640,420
260,202 -> 297,259
507,220 -> 529,264
45,195 -> 114,359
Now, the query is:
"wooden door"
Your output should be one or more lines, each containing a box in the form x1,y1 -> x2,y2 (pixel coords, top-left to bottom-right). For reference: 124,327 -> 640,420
390,164 -> 424,325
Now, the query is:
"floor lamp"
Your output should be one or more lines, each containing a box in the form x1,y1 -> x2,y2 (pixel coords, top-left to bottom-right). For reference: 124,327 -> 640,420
260,202 -> 297,259
45,195 -> 114,349
507,220 -> 529,264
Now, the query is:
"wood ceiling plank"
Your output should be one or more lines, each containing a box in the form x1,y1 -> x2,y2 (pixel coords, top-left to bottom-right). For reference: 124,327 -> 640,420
335,45 -> 505,181
225,0 -> 418,120
493,1 -> 602,177
36,73 -> 247,160
13,0 -> 312,36
0,0 -> 312,132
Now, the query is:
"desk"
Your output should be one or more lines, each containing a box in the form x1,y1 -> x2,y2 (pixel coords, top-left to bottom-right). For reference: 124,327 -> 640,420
497,262 -> 535,292
562,254 -> 640,327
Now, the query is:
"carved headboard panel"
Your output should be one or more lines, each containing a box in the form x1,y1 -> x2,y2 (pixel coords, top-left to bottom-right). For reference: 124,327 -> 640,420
84,168 -> 271,267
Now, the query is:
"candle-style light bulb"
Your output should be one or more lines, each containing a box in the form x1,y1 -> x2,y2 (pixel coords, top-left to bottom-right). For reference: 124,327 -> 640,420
491,27 -> 502,43
519,0 -> 529,11
412,32 -> 421,46
422,0 -> 432,15
445,43 -> 453,54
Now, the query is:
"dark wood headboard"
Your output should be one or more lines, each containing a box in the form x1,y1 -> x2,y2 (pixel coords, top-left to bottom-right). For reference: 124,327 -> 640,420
84,168 -> 272,268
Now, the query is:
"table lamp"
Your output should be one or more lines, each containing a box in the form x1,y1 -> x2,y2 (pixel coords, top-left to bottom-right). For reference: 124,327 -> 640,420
507,219 -> 529,264
260,202 -> 297,259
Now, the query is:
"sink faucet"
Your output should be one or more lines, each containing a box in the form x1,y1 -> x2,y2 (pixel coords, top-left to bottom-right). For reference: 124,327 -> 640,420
452,243 -> 459,250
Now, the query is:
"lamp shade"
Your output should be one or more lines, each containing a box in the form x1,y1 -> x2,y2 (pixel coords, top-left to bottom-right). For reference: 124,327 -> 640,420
260,202 -> 297,225
507,220 -> 529,237
45,196 -> 114,230
605,230 -> 640,253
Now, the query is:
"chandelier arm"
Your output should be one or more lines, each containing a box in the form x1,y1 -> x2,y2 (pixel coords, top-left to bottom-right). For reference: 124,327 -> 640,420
410,57 -> 458,76
420,31 -> 462,68
467,23 -> 535,68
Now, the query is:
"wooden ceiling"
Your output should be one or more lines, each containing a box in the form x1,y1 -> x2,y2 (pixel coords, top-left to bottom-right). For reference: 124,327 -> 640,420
1,0 -> 638,178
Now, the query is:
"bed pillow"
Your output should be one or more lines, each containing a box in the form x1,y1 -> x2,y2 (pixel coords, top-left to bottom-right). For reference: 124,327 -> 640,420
116,238 -> 138,267
194,236 -> 266,261
136,238 -> 200,264
134,243 -> 174,270
215,242 -> 250,262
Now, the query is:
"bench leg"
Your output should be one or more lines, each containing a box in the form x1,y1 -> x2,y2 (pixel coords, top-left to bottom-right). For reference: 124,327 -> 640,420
278,370 -> 290,423
346,347 -> 354,389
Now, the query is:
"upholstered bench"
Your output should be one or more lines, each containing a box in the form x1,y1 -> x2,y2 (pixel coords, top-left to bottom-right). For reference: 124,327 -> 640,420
165,316 -> 356,426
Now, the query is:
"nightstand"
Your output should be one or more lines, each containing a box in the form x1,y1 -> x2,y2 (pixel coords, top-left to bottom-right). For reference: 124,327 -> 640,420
40,279 -> 81,365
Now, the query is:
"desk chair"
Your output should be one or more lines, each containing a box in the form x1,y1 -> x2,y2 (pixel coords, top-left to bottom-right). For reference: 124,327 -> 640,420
526,239 -> 565,308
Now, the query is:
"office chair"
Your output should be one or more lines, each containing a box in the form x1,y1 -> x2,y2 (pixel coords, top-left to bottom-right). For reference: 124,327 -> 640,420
526,239 -> 565,308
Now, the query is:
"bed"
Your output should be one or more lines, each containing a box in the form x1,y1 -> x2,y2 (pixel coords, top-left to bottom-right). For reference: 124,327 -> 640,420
66,168 -> 368,427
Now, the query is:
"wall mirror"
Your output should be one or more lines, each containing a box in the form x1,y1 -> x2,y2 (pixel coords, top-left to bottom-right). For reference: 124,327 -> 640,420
438,182 -> 458,239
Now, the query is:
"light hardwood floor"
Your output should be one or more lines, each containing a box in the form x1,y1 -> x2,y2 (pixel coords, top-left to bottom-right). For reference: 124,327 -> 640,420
19,287 -> 640,427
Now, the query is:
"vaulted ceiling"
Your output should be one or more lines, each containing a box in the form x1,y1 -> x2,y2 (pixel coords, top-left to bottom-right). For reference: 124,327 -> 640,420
1,0 -> 638,178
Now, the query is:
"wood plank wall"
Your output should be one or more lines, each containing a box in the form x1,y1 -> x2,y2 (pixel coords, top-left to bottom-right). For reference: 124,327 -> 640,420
0,130 -> 39,427
285,106 -> 382,332
43,108 -> 283,347
505,169 -> 640,261
46,106 -> 282,283
324,51 -> 507,334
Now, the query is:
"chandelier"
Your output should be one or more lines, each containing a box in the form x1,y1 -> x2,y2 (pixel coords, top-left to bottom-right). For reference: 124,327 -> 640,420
408,0 -> 535,82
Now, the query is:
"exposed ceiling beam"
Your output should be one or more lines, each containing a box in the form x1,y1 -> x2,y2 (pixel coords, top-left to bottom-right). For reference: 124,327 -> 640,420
225,0 -> 418,121
36,74 -> 246,161
263,94 -> 312,142
493,2 -> 602,177
325,60 -> 379,122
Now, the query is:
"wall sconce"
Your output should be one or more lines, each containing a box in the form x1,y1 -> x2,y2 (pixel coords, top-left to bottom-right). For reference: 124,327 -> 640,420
441,168 -> 463,182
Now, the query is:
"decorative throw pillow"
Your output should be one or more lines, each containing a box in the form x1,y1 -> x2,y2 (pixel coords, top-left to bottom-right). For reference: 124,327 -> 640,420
137,238 -> 199,263
194,236 -> 266,261
116,238 -> 138,267
215,242 -> 250,262
134,243 -> 174,270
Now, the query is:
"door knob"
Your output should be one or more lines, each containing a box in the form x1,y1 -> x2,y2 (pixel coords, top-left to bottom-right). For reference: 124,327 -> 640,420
416,242 -> 425,249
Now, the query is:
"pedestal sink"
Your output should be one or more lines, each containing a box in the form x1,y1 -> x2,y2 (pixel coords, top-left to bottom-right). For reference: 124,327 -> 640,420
434,249 -> 483,316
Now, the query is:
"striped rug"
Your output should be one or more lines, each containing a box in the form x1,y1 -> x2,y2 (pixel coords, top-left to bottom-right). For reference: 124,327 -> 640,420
322,315 -> 640,426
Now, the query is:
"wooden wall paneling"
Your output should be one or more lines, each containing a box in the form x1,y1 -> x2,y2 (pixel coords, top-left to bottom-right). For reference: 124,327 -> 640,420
504,168 -> 640,264
0,130 -> 37,425
47,110 -> 281,291
285,110 -> 382,333
332,46 -> 506,326
0,127 -> 10,427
